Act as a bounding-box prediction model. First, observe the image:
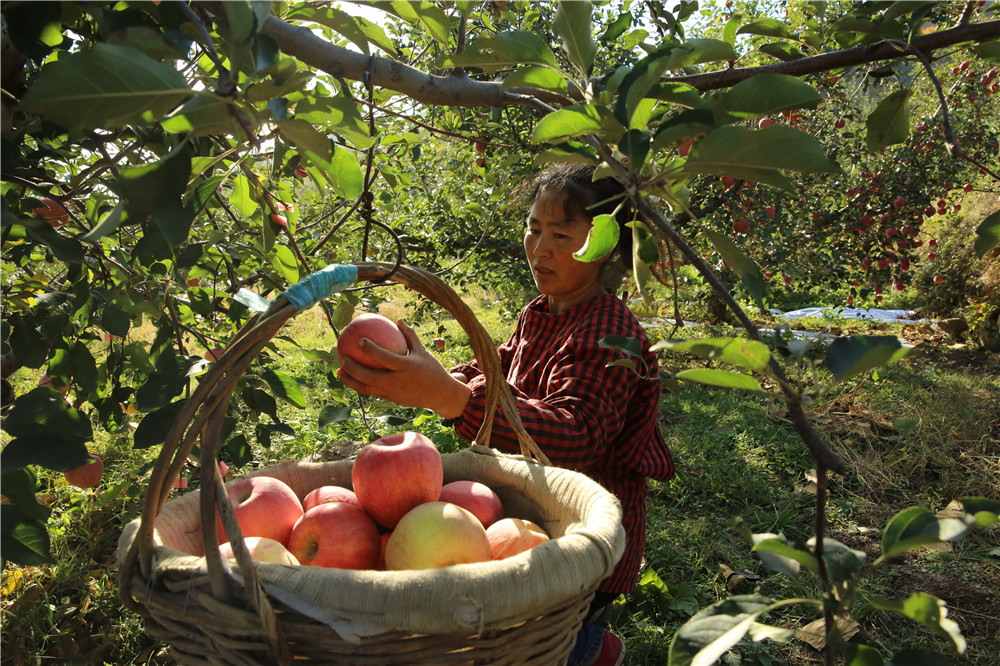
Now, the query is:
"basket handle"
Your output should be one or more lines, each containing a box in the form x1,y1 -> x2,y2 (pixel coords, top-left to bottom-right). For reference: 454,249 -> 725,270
121,263 -> 549,608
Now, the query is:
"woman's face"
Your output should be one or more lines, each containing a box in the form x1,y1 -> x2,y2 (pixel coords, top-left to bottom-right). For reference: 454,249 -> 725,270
524,188 -> 607,314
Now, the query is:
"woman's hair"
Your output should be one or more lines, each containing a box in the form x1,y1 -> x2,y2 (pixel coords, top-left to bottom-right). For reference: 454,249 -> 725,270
523,162 -> 633,274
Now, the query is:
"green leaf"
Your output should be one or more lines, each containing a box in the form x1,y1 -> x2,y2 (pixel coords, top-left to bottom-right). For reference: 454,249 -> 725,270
668,595 -> 779,666
703,230 -> 767,311
1,506 -> 54,566
973,39 -> 1000,62
600,10 -> 633,43
973,210 -> 1000,259
714,74 -> 820,122
878,506 -> 975,562
18,43 -> 190,131
574,214 -> 619,262
393,1 -> 451,44
230,175 -> 258,218
553,0 -> 596,75
682,124 -> 838,191
652,337 -> 771,372
0,469 -> 50,521
49,340 -> 99,395
676,368 -> 762,391
871,593 -> 965,653
737,18 -> 797,41
260,368 -> 306,409
598,334 -> 644,358
319,404 -> 352,429
116,145 -> 193,224
277,118 -> 333,161
866,89 -> 913,152
846,643 -> 885,666
752,535 -> 818,578
825,335 -> 910,382
886,648 -> 950,666
161,94 -> 247,138
295,93 -> 373,150
272,245 -> 300,285
0,407 -> 93,476
650,82 -> 704,109
132,400 -> 188,449
531,105 -> 605,143
500,66 -> 568,95
619,129 -> 651,168
957,496 -> 1000,527
21,218 -> 84,264
759,41 -> 806,61
287,5 -> 397,56
439,31 -> 555,72
810,537 -> 866,583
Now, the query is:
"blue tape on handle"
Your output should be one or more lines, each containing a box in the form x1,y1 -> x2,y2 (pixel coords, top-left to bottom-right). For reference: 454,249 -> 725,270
281,264 -> 359,312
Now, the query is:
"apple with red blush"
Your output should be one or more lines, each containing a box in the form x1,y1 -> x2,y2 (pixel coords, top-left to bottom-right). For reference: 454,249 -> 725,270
438,480 -> 504,528
337,313 -> 408,369
218,536 -> 300,566
287,502 -> 381,569
352,431 -> 443,529
215,475 -> 303,546
384,501 -> 491,570
486,517 -> 551,559
302,485 -> 361,512
64,453 -> 103,489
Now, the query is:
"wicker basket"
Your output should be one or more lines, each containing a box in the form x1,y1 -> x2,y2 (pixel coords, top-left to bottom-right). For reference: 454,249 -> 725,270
117,262 -> 626,665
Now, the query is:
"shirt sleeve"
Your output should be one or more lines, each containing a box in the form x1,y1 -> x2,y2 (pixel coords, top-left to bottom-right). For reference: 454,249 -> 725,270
454,325 -> 634,473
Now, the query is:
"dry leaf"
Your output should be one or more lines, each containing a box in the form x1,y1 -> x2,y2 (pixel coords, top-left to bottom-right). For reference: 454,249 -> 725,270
796,615 -> 861,650
936,499 -> 965,519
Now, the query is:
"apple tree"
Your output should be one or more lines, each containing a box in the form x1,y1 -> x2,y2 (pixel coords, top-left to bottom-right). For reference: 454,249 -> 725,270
2,1 -> 998,663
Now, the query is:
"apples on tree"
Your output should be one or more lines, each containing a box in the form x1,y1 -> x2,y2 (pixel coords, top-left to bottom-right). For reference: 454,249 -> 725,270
352,431 -> 443,529
287,502 -> 381,569
215,476 -> 303,546
486,517 -> 551,559
64,453 -> 103,489
336,313 -> 408,370
384,501 -> 491,570
218,536 -> 300,566
438,480 -> 504,528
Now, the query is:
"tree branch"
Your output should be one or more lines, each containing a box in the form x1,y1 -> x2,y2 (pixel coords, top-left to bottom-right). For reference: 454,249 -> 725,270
263,14 -> 999,106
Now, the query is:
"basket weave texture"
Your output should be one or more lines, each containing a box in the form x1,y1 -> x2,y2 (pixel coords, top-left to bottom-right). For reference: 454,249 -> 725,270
117,263 -> 626,665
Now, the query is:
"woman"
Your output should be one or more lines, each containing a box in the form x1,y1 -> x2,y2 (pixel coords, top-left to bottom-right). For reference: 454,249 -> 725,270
338,163 -> 675,666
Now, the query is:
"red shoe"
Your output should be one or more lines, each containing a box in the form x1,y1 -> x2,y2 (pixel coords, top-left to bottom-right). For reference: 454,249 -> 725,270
592,630 -> 626,666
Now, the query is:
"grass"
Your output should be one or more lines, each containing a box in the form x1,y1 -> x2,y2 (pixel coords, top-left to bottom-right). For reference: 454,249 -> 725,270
2,294 -> 998,665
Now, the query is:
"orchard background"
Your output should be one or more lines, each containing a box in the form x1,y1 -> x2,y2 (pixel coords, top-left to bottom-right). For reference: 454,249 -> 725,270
1,1 -> 999,664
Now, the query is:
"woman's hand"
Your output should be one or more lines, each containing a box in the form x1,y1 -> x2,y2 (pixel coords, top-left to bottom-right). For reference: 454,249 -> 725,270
337,320 -> 472,420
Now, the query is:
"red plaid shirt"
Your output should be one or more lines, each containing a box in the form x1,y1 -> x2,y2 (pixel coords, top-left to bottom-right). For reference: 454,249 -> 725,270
451,293 -> 675,594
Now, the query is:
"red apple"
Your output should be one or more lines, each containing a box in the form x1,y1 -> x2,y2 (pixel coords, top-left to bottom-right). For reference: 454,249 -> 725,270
352,431 -> 443,529
934,275 -> 943,284
475,140 -> 487,154
758,117 -> 777,128
733,218 -> 749,234
885,227 -> 898,237
765,206 -> 776,218
893,197 -> 905,209
384,501 -> 491,570
438,480 -> 504,528
927,253 -> 937,260
877,259 -> 890,270
64,453 -> 103,489
721,176 -> 736,188
32,197 -> 69,226
219,536 -> 300,566
677,136 -> 696,157
302,485 -> 361,512
295,166 -> 308,179
216,476 -> 303,546
782,276 -> 792,285
287,502 -> 381,569
337,313 -> 408,370
433,337 -> 446,351
376,531 -> 392,570
38,374 -> 70,396
486,517 -> 550,560
963,183 -> 974,192
270,213 -> 287,227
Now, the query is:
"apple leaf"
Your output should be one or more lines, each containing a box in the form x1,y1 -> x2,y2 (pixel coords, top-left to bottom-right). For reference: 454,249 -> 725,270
702,230 -> 767,311
133,400 -> 189,450
653,337 -> 771,372
116,146 -> 193,225
438,31 -> 555,72
682,124 -> 839,191
676,368 -> 762,391
599,334 -> 644,358
866,89 -> 913,152
825,335 -> 910,382
871,593 -> 966,653
877,506 -> 976,563
1,506 -> 54,566
319,404 -> 352,429
260,368 -> 307,409
713,74 -> 821,122
668,595 -> 781,666
553,0 -> 596,76
18,43 -> 190,131
737,18 -> 797,41
531,105 -> 607,143
500,66 -> 568,95
0,388 -> 94,474
973,210 -> 1000,259
751,534 -> 815,578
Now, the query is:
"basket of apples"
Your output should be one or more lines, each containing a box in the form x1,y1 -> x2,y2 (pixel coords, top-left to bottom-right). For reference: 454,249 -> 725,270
117,262 -> 625,665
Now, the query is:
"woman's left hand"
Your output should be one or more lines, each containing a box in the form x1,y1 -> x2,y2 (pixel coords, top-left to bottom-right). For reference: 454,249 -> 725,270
337,320 -> 471,419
